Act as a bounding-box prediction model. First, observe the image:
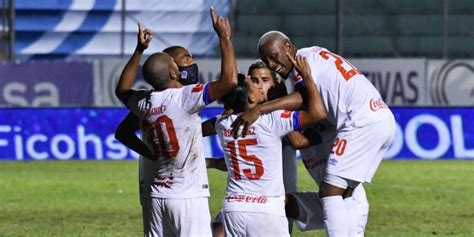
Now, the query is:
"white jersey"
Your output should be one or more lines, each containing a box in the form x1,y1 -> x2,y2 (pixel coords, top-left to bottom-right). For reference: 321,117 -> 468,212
216,110 -> 301,216
128,84 -> 213,198
290,47 -> 394,130
300,121 -> 337,186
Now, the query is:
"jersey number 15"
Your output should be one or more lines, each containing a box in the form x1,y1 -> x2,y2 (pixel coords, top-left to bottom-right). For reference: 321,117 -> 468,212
227,138 -> 264,180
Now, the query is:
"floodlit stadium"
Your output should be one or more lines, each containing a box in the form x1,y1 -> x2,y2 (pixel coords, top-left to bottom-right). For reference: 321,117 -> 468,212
1,0 -> 473,236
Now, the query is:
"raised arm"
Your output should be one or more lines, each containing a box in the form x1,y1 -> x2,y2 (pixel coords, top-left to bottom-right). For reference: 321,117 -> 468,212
115,22 -> 153,106
288,54 -> 327,128
206,6 -> 238,100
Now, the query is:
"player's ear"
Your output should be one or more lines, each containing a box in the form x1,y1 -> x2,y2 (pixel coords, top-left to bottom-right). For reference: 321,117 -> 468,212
247,94 -> 256,104
169,68 -> 179,80
283,41 -> 294,54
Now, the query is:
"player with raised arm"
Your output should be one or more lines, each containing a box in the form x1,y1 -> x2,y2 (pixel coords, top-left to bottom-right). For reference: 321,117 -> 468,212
114,45 -> 203,235
114,7 -> 238,236
215,55 -> 326,236
231,31 -> 396,236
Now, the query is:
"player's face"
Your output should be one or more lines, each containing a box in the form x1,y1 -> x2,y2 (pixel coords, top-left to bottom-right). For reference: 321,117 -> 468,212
245,76 -> 265,104
173,48 -> 194,67
249,68 -> 274,102
259,41 -> 293,79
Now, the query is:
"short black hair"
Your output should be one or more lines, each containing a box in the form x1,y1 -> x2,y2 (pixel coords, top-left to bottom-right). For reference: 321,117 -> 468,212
218,73 -> 249,113
163,46 -> 186,58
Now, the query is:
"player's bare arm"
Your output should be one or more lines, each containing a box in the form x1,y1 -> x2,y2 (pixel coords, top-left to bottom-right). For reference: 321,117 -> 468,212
115,112 -> 154,159
230,91 -> 302,137
206,6 -> 238,100
115,22 -> 153,105
289,54 -> 327,128
286,131 -> 311,150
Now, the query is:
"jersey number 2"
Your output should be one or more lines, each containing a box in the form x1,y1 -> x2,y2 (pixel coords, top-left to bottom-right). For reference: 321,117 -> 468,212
320,50 -> 360,81
143,115 -> 180,158
227,138 -> 264,180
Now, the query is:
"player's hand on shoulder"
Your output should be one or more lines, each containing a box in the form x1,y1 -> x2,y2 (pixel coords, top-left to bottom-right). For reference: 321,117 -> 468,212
287,53 -> 312,81
136,21 -> 153,52
231,106 -> 261,138
210,6 -> 231,39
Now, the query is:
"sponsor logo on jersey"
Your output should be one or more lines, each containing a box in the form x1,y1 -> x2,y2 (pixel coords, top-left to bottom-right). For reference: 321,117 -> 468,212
225,194 -> 268,204
369,98 -> 387,111
152,176 -> 174,189
328,158 -> 338,166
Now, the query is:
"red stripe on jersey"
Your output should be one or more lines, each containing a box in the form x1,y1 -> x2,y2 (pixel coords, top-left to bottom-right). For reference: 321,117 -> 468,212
280,110 -> 291,118
192,84 -> 204,93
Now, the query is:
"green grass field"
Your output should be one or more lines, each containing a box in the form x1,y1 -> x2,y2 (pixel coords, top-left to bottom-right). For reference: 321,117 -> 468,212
0,160 -> 473,236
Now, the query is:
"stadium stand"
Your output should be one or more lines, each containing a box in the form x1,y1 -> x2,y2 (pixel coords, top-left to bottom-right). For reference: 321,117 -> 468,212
13,0 -> 232,59
232,0 -> 474,58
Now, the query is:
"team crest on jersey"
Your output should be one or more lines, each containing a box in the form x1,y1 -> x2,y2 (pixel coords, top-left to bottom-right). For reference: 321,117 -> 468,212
192,84 -> 204,93
280,110 -> 292,118
292,73 -> 303,83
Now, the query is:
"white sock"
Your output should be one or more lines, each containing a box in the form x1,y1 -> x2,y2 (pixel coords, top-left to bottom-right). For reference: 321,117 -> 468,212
344,197 -> 360,237
321,196 -> 349,237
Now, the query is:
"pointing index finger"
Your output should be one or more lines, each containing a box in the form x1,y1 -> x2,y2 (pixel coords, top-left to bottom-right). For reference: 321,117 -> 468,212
138,21 -> 143,32
210,6 -> 216,24
286,52 -> 297,65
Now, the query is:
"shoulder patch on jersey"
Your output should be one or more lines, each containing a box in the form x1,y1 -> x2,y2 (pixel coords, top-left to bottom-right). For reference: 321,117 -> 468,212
192,84 -> 204,93
292,73 -> 302,83
280,110 -> 292,118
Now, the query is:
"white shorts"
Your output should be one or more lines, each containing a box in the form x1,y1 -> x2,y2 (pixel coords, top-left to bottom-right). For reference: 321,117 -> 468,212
291,184 -> 369,233
144,197 -> 212,237
326,117 -> 396,183
223,211 -> 289,237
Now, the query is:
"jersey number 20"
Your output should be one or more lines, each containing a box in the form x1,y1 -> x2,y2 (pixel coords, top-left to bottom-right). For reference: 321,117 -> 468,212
227,138 -> 264,180
143,115 -> 180,159
320,50 -> 360,81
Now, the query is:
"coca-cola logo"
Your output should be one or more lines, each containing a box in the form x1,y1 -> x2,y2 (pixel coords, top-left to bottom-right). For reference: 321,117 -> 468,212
369,98 -> 387,111
225,194 -> 268,204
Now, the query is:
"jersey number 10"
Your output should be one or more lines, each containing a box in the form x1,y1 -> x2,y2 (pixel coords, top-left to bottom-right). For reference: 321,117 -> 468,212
320,50 -> 360,81
227,138 -> 264,180
143,115 -> 180,159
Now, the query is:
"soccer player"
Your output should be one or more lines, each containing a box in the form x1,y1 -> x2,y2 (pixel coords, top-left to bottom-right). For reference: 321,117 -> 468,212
231,31 -> 396,236
207,61 -> 296,236
114,44 -> 202,235
215,55 -> 326,236
285,123 -> 369,236
114,7 -> 238,236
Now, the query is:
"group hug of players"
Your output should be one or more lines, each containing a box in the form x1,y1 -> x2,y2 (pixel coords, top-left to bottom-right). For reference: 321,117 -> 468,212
114,7 -> 396,237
